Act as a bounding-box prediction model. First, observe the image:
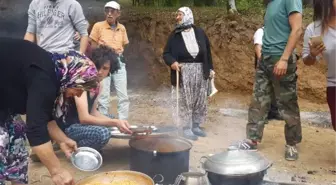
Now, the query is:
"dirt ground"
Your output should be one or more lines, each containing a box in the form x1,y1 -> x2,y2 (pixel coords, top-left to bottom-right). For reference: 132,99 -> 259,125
22,89 -> 335,185
0,0 -> 334,184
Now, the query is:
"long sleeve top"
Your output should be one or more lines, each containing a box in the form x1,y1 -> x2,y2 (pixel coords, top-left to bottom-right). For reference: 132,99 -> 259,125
0,38 -> 59,146
163,25 -> 214,86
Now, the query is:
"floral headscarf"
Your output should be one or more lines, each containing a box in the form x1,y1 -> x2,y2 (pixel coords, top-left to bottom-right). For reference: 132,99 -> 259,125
52,51 -> 98,121
175,7 -> 194,32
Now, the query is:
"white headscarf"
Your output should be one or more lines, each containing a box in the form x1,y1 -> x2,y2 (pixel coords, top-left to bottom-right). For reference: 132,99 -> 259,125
177,7 -> 194,26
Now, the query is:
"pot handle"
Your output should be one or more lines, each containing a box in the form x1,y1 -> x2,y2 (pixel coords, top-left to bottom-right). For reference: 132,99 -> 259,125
199,153 -> 213,165
153,174 -> 164,185
199,156 -> 208,165
200,154 -> 213,174
173,174 -> 184,185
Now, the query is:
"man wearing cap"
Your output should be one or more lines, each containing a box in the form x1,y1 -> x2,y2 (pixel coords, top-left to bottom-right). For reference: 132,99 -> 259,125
90,1 -> 130,121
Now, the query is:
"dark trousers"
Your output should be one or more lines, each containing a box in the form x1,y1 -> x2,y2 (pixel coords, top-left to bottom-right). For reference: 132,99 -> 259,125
327,86 -> 336,131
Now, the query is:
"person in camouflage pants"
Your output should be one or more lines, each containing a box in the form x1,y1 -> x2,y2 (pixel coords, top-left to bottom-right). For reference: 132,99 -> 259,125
247,54 -> 302,148
234,0 -> 303,161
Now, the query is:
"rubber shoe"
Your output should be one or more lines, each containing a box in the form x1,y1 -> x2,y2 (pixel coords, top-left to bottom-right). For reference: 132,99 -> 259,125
192,127 -> 207,137
183,129 -> 198,141
229,139 -> 258,151
285,145 -> 298,161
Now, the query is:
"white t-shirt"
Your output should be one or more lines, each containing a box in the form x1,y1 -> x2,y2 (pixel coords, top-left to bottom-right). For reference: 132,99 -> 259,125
253,27 -> 264,45
302,22 -> 336,87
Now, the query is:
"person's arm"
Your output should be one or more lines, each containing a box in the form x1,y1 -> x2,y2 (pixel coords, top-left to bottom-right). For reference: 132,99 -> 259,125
121,27 -> 130,53
204,29 -> 214,70
47,120 -> 77,158
302,24 -> 315,65
255,44 -> 262,61
25,66 -> 63,176
47,120 -> 72,145
24,0 -> 37,43
162,32 -> 177,67
253,28 -> 263,61
274,0 -> 302,76
281,0 -> 303,61
89,23 -> 100,50
74,91 -> 121,127
69,2 -> 89,53
302,24 -> 325,65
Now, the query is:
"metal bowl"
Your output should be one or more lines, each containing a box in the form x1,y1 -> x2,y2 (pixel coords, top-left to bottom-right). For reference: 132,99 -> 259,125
75,170 -> 155,185
71,147 -> 102,171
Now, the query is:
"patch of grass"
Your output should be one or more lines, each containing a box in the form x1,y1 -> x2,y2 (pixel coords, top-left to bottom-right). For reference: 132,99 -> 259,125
93,0 -> 313,24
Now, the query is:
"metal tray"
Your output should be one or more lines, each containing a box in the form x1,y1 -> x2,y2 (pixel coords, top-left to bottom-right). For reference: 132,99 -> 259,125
109,125 -> 178,139
71,147 -> 102,171
75,170 -> 155,185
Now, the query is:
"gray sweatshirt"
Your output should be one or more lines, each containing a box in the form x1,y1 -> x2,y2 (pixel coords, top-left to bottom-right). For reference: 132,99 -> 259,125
26,0 -> 88,53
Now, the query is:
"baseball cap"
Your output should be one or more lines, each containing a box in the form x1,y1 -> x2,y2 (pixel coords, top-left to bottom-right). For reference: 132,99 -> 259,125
105,1 -> 120,10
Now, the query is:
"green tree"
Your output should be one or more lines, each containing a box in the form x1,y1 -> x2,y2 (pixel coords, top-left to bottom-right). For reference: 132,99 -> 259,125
194,0 -> 205,6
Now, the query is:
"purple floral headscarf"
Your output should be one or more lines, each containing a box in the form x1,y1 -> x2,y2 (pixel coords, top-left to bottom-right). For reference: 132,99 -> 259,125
52,51 -> 98,121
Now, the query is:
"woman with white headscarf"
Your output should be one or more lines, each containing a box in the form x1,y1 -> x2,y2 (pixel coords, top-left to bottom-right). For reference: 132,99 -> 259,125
163,7 -> 215,141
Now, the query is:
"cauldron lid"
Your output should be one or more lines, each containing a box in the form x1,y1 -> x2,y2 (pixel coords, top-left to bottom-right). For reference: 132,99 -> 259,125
129,135 -> 192,153
201,149 -> 272,175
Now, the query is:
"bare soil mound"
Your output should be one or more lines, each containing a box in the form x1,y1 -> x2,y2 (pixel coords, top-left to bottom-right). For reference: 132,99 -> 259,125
89,10 -> 327,103
0,1 -> 327,103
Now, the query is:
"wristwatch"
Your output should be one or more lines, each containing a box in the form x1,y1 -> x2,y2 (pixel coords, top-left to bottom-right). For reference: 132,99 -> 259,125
281,58 -> 289,62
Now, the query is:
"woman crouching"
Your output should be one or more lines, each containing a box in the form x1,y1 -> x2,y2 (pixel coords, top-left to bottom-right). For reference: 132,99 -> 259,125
0,38 -> 98,185
163,7 -> 215,141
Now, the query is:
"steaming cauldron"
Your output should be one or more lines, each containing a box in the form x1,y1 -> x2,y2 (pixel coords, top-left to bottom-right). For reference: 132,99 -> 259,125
129,135 -> 192,185
200,148 -> 273,185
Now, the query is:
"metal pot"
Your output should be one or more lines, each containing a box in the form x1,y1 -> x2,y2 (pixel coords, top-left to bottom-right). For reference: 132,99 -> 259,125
129,135 -> 192,185
173,172 -> 211,185
200,148 -> 272,185
75,170 -> 155,185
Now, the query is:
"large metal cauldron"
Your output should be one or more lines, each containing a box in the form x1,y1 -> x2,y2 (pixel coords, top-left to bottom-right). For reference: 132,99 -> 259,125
75,171 -> 154,185
200,148 -> 272,185
129,135 -> 192,185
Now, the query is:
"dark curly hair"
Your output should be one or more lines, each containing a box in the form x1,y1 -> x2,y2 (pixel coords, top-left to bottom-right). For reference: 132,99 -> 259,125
91,45 -> 120,74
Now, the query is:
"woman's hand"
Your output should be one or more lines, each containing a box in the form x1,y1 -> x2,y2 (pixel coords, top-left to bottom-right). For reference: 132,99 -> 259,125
59,139 -> 77,159
309,40 -> 326,57
51,168 -> 75,185
116,120 -> 132,134
171,62 -> 181,71
210,70 -> 215,78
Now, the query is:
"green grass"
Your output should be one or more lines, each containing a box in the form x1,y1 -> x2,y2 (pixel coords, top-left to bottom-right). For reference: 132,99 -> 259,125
94,0 -> 313,23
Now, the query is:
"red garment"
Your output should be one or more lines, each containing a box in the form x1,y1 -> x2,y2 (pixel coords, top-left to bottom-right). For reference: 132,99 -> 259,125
327,86 -> 336,131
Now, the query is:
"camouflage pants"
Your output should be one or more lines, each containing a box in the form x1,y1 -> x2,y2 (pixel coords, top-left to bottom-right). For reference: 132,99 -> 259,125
255,54 -> 279,117
247,55 -> 302,146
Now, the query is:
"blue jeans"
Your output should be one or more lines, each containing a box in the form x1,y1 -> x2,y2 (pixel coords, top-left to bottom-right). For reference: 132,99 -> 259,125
98,60 -> 129,120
